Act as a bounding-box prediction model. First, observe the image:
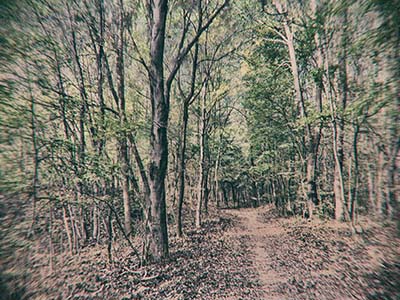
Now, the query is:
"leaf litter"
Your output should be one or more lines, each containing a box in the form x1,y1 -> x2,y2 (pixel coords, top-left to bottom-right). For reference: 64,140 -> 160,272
15,205 -> 400,299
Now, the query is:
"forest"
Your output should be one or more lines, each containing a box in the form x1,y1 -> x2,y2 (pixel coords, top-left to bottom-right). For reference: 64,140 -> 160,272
0,0 -> 399,299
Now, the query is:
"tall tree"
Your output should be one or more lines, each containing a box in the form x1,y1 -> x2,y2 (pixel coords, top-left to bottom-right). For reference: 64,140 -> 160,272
145,0 -> 170,261
144,0 -> 229,260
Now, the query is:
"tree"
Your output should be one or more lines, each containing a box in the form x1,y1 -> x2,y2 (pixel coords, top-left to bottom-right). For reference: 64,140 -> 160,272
144,0 -> 170,261
143,0 -> 229,261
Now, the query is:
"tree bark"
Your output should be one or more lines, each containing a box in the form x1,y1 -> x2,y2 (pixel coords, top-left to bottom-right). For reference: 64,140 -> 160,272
145,0 -> 169,261
27,68 -> 39,235
214,130 -> 222,208
63,205 -> 73,254
196,82 -> 207,228
196,126 -> 205,227
274,0 -> 318,218
387,24 -> 400,228
333,6 -> 348,221
176,34 -> 200,238
350,125 -> 360,224
176,101 -> 189,237
116,0 -> 131,235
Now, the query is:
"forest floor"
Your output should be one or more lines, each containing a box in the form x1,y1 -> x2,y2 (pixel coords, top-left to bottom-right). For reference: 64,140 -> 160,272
226,206 -> 400,299
3,204 -> 400,300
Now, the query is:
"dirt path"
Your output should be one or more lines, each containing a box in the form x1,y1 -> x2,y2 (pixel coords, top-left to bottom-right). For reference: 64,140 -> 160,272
223,205 -> 399,300
226,207 -> 287,299
20,205 -> 399,300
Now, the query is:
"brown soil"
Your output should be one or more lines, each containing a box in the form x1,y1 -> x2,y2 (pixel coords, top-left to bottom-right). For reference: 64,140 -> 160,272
226,205 -> 400,300
3,204 -> 399,299
226,207 -> 286,299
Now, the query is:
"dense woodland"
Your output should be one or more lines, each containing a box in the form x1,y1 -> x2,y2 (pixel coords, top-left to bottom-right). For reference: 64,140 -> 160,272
0,0 -> 399,299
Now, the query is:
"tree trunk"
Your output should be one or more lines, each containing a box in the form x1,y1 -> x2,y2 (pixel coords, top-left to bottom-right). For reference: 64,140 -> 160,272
231,183 -> 237,208
350,125 -> 360,224
330,83 -> 348,222
376,151 -> 385,215
203,168 -> 210,215
145,0 -> 169,261
333,6 -> 349,221
196,86 -> 207,228
214,138 -> 221,208
221,184 -> 228,207
176,35 -> 200,237
107,207 -> 113,264
116,0 -> 131,235
63,205 -> 73,254
367,161 -> 376,214
28,71 -> 39,234
92,204 -> 99,241
49,203 -> 54,272
176,102 -> 189,237
387,25 -> 400,228
274,0 -> 317,218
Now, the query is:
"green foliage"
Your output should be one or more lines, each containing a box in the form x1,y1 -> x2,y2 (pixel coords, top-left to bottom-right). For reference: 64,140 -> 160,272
242,32 -> 299,181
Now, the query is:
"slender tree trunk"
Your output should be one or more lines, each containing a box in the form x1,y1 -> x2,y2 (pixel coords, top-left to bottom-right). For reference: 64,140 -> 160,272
274,0 -> 317,218
306,150 -> 318,218
63,205 -> 73,254
231,183 -> 237,208
221,184 -> 227,207
97,0 -> 106,154
121,156 -> 131,235
332,7 -> 349,221
68,204 -> 78,253
334,158 -> 345,220
367,161 -> 376,214
214,136 -> 221,208
115,0 -> 131,235
145,0 -> 169,261
376,151 -> 385,215
310,0 -> 324,213
28,71 -> 39,234
107,207 -> 113,264
330,92 -> 348,222
49,203 -> 54,272
387,26 -> 400,227
196,87 -> 207,228
203,168 -> 210,214
176,102 -> 189,237
80,207 -> 88,243
350,125 -> 360,224
92,204 -> 99,241
176,33 -> 200,236
68,8 -> 87,180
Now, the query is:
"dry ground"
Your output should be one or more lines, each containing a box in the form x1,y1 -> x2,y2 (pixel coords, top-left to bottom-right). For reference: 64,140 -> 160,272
2,204 -> 399,299
227,206 -> 400,299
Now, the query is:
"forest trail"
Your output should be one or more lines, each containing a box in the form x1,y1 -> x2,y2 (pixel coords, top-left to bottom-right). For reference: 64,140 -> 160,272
222,205 -> 399,300
226,207 -> 287,299
4,204 -> 398,300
